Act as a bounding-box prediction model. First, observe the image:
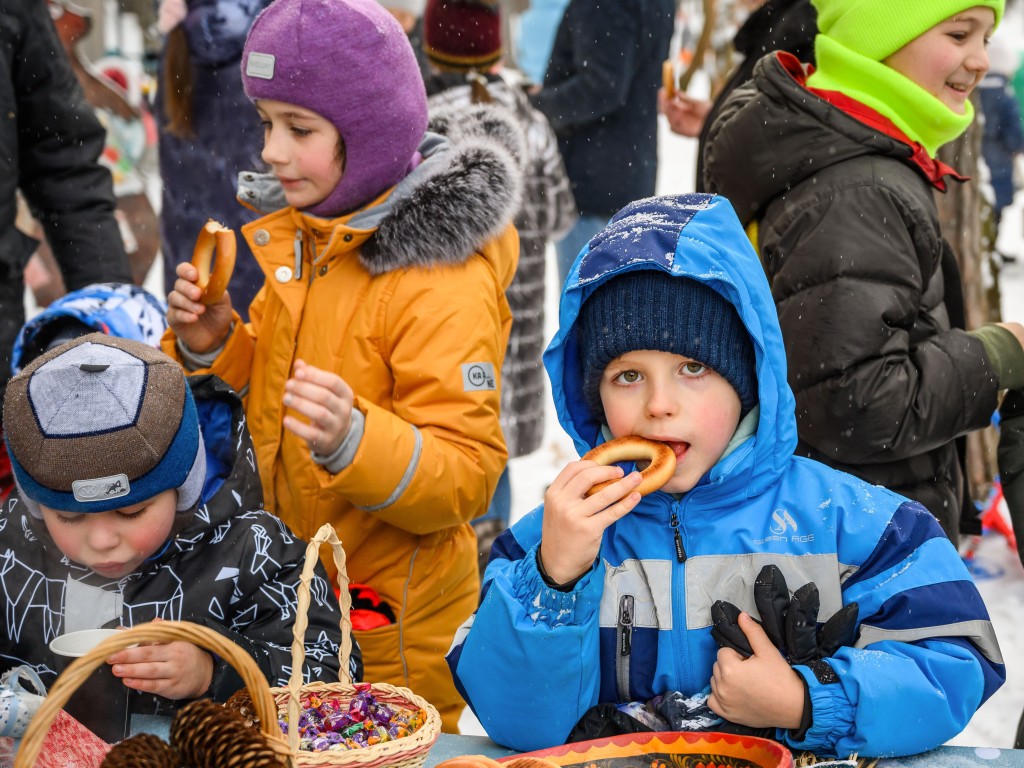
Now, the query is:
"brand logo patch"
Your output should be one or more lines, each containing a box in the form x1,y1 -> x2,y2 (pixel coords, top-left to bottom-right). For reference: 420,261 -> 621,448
770,509 -> 798,535
461,362 -> 496,392
754,508 -> 814,545
246,52 -> 276,80
72,474 -> 130,503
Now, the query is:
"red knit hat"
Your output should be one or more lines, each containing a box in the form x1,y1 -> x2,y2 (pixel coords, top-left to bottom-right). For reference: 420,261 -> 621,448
423,0 -> 502,71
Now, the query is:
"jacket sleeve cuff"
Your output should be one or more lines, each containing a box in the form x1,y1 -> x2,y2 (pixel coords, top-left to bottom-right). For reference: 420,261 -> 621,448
313,408 -> 366,473
780,664 -> 855,754
176,323 -> 234,371
970,324 -> 1024,391
512,546 -> 600,627
536,546 -> 589,592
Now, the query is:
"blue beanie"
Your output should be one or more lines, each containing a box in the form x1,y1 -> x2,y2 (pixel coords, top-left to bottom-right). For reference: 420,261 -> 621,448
3,334 -> 206,517
580,270 -> 758,418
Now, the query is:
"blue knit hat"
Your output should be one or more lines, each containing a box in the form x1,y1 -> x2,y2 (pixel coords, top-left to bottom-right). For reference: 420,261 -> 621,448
580,270 -> 758,418
3,334 -> 206,517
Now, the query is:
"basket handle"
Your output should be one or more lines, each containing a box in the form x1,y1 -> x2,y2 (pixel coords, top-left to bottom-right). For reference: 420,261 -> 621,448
286,523 -> 352,752
14,620 -> 290,767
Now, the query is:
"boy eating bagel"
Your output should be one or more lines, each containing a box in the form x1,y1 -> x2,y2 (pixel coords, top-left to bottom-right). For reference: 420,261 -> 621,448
447,193 -> 1004,759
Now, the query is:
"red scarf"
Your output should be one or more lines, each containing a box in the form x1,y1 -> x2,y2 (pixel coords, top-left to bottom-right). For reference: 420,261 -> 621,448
776,52 -> 966,192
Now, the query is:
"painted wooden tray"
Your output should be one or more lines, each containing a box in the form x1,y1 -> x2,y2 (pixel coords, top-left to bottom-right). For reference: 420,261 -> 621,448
498,731 -> 794,768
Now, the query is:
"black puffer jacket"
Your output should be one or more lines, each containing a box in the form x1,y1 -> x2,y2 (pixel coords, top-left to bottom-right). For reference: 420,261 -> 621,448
0,0 -> 131,398
704,53 -> 1001,538
0,375 -> 358,714
694,0 -> 816,191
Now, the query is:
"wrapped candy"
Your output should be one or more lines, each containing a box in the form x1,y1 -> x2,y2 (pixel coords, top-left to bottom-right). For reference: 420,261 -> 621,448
280,687 -> 427,752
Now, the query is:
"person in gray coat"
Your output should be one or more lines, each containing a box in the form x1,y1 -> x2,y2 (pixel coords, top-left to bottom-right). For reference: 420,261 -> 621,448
423,0 -> 576,567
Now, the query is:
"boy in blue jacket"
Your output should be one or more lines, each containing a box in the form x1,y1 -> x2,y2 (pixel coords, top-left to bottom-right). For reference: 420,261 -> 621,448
447,193 -> 1005,758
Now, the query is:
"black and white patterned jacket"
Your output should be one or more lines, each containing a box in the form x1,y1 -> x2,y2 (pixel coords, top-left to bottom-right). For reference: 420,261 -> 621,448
0,374 -> 358,713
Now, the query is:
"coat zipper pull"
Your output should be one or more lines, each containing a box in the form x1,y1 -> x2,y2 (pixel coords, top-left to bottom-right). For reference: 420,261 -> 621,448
669,512 -> 686,563
618,594 -> 633,656
293,229 -> 303,281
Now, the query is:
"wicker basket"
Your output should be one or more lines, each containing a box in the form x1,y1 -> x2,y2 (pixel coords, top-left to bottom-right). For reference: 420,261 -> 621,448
270,523 -> 442,768
14,620 -> 292,768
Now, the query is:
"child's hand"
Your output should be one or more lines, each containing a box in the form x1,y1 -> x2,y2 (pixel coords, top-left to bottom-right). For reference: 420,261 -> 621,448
539,459 -> 644,584
283,359 -> 355,456
708,612 -> 805,729
107,639 -> 214,700
166,261 -> 234,354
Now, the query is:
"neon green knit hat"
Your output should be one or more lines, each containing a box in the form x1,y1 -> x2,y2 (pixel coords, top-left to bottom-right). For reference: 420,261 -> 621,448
808,0 -> 1004,155
811,0 -> 1004,61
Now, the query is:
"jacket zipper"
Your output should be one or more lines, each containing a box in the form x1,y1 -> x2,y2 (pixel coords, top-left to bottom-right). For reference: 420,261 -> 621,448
669,511 -> 686,562
616,594 -> 634,700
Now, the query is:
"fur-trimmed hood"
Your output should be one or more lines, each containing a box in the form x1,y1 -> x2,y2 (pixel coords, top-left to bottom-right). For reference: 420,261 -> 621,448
237,102 -> 525,275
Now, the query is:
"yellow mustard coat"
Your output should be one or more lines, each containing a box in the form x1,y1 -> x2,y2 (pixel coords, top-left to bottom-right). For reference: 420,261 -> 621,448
163,111 -> 524,730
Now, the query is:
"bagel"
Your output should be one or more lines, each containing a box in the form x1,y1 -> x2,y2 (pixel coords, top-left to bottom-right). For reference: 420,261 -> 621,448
662,59 -> 676,98
582,436 -> 677,497
190,219 -> 236,305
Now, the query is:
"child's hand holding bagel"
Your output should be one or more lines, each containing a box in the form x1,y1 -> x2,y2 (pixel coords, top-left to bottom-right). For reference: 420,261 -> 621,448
165,219 -> 237,356
539,437 -> 676,585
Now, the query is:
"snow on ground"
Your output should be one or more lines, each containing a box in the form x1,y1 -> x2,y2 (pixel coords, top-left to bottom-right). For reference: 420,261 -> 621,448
469,102 -> 1024,746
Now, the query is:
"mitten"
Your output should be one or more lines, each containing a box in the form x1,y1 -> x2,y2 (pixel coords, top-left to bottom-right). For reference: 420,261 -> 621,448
711,565 -> 859,683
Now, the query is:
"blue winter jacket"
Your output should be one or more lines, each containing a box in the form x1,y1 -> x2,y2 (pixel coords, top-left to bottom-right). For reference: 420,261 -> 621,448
446,194 -> 1005,758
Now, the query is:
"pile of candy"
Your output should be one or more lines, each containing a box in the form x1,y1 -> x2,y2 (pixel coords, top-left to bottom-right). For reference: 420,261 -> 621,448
282,683 -> 427,752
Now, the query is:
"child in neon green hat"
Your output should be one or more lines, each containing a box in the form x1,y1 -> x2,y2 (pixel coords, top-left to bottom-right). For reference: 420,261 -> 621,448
703,0 -> 1024,543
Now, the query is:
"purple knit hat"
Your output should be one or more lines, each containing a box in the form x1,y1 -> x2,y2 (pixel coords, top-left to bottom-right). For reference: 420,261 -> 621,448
241,0 -> 429,217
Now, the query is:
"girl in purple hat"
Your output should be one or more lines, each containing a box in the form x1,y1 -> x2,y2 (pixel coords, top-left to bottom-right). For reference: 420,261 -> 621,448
162,0 -> 524,730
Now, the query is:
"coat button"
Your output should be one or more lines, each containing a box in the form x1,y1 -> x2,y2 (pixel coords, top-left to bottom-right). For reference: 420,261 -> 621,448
254,229 -> 271,246
318,265 -> 328,276
343,234 -> 353,242
275,266 -> 293,282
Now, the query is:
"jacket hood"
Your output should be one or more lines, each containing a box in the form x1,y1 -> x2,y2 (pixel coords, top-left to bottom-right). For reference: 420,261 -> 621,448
12,283 -> 167,374
237,101 -> 524,276
704,53 -> 915,224
542,193 -> 797,498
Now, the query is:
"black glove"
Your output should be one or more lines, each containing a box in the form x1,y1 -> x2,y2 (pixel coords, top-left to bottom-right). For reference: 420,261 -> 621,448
711,565 -> 859,682
998,389 -> 1024,570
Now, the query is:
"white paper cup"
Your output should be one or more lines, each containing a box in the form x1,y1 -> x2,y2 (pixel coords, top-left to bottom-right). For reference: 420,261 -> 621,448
49,628 -> 131,743
49,628 -> 122,659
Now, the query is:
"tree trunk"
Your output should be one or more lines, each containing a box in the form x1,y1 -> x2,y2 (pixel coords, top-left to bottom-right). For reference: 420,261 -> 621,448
935,99 -> 1001,508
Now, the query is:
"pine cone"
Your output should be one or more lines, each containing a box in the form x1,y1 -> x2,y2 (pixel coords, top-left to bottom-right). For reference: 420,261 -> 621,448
171,698 -> 285,767
223,687 -> 262,730
100,733 -> 178,768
